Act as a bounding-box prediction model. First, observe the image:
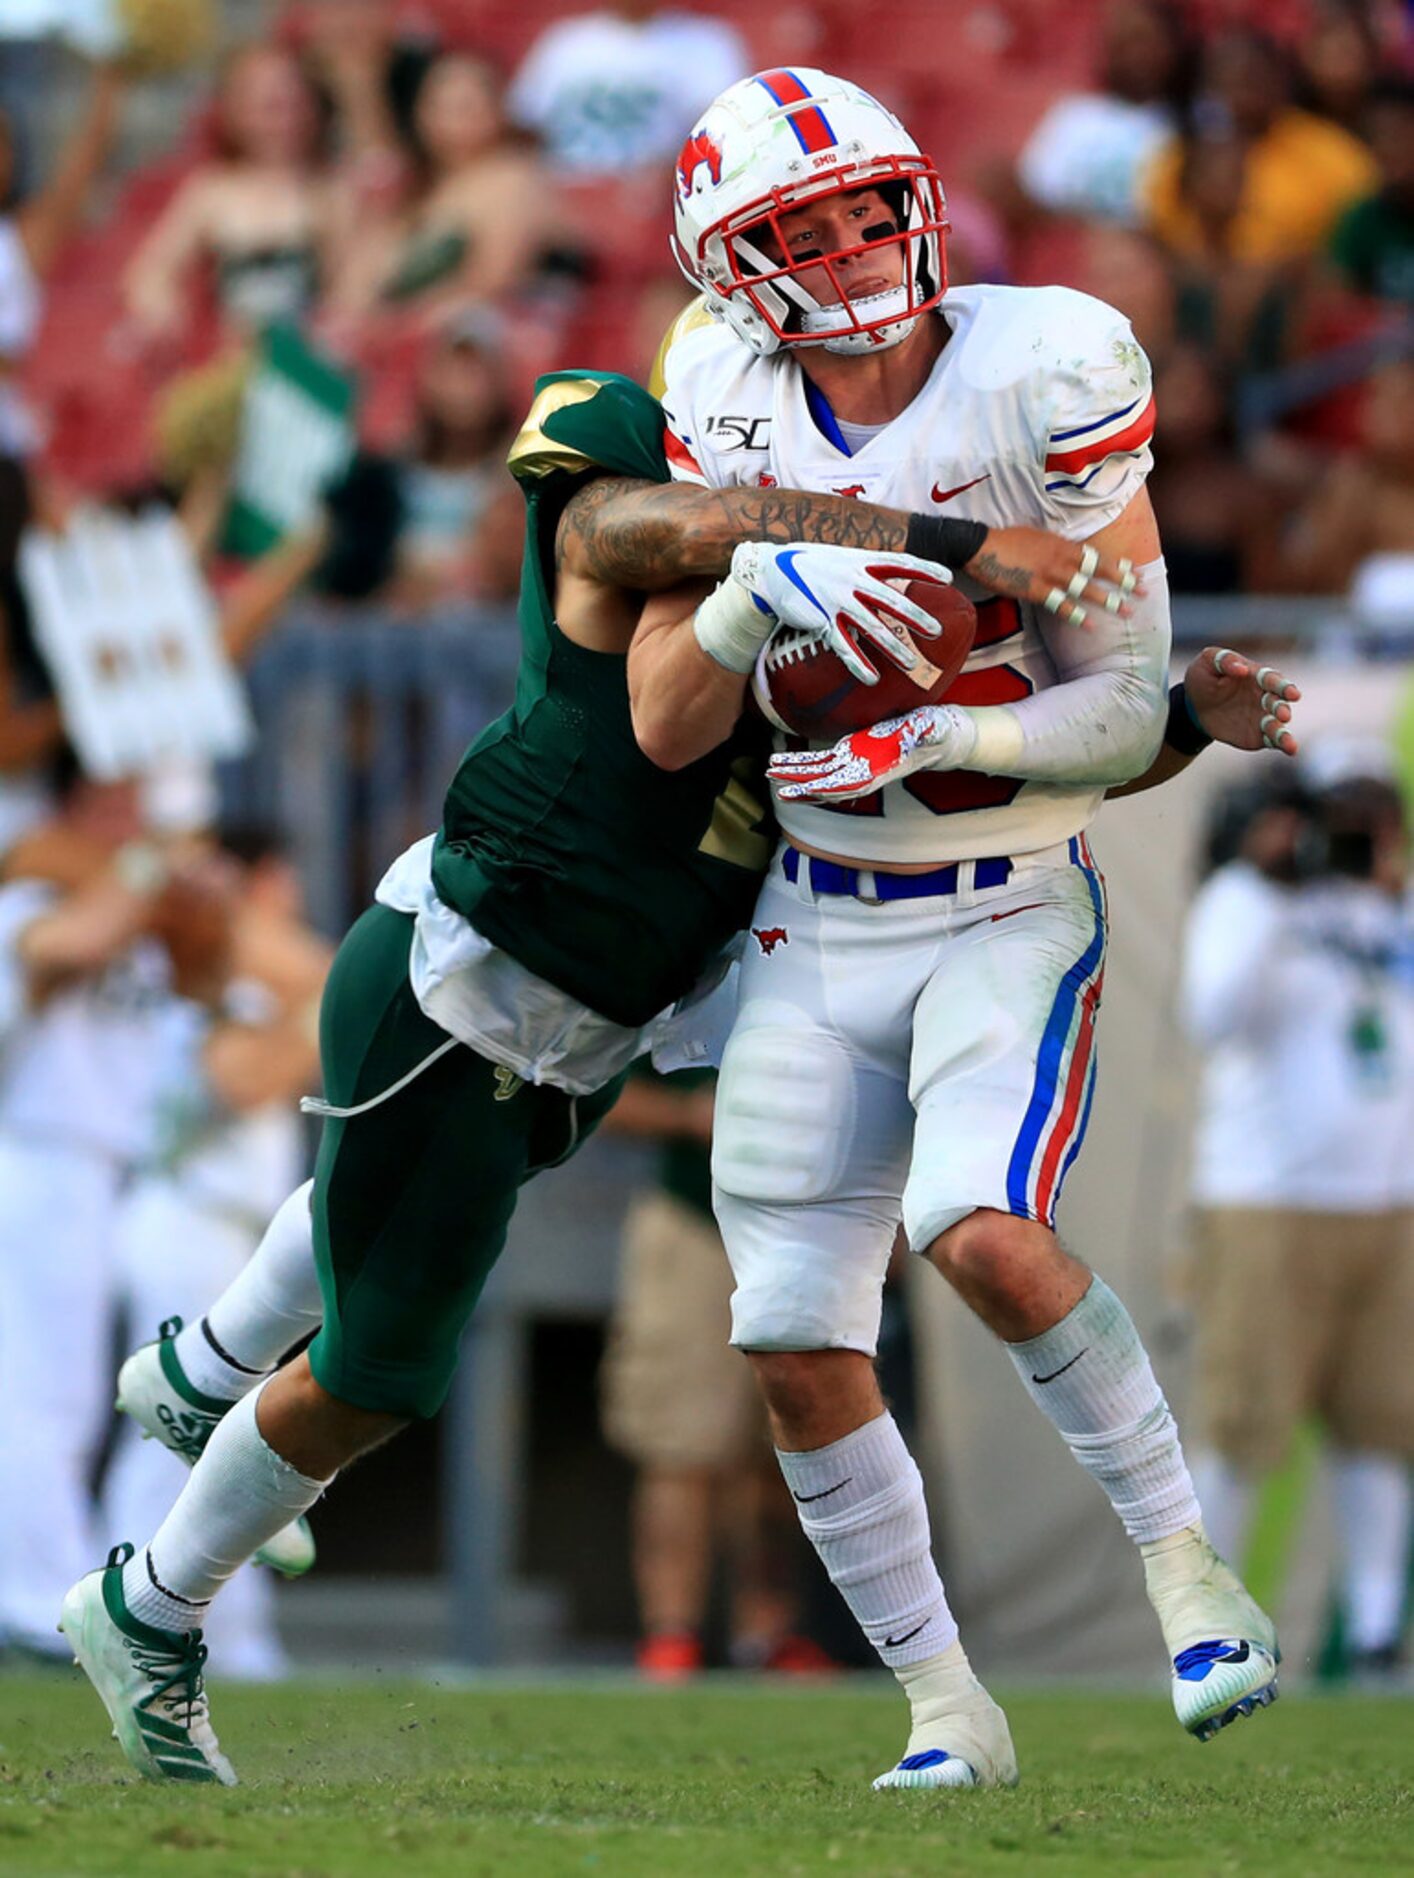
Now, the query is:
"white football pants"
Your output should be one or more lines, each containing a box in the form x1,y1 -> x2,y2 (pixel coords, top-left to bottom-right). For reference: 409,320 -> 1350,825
714,838 -> 1107,1353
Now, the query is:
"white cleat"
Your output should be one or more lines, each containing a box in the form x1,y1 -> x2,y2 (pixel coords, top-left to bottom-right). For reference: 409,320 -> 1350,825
117,1319 -> 315,1579
1143,1525 -> 1280,1742
58,1546 -> 238,1786
873,1642 -> 1019,1790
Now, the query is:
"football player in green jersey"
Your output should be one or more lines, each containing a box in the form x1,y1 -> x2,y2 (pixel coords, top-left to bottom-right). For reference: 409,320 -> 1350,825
59,370 -> 1296,1785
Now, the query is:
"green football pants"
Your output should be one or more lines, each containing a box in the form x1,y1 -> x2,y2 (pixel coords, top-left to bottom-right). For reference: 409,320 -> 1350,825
305,904 -> 625,1418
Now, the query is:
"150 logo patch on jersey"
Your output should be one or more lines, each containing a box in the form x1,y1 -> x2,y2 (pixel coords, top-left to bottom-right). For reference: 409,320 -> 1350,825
704,415 -> 771,452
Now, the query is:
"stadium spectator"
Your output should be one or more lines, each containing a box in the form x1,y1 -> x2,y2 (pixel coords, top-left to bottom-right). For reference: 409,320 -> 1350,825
2,60 -> 126,461
599,1068 -> 831,1679
1270,354 -> 1414,594
102,824 -> 329,1683
0,802 -> 235,1659
1295,0 -> 1385,136
1,60 -> 126,856
329,50 -> 552,322
507,1 -> 749,176
1181,767 -> 1414,1683
1144,343 -> 1281,593
122,44 -> 340,350
387,310 -> 520,606
1011,0 -> 1195,227
1328,77 -> 1414,307
297,0 -> 406,196
1144,28 -> 1377,264
315,309 -> 520,607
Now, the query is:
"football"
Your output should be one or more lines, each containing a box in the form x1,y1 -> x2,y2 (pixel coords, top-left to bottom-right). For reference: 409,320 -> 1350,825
751,580 -> 977,741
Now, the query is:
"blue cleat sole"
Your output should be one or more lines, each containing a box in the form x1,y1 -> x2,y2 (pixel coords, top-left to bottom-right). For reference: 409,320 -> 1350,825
1191,1679 -> 1279,1742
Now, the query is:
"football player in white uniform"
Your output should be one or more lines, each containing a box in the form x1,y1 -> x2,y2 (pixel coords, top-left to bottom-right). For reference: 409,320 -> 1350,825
638,67 -> 1285,1786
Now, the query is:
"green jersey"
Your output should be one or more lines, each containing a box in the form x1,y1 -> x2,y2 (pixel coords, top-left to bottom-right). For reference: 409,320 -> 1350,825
432,372 -> 773,1030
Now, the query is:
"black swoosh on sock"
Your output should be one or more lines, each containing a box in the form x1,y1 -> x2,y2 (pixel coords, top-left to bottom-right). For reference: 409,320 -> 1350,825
883,1619 -> 929,1649
792,1476 -> 853,1504
1032,1348 -> 1088,1386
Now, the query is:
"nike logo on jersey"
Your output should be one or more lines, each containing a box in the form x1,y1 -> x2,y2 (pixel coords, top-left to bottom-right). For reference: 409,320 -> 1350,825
792,1476 -> 852,1504
883,1619 -> 929,1649
990,903 -> 1049,924
493,1066 -> 525,1102
1032,1349 -> 1087,1385
931,473 -> 992,505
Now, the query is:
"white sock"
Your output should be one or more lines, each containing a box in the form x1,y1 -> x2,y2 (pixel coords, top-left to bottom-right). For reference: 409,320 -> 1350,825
1331,1449 -> 1412,1654
122,1383 -> 331,1632
775,1411 -> 957,1669
1189,1450 -> 1260,1568
173,1183 -> 323,1402
1005,1277 -> 1201,1544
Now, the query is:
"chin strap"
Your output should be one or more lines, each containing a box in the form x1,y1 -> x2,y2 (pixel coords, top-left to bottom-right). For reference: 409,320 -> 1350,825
799,284 -> 918,354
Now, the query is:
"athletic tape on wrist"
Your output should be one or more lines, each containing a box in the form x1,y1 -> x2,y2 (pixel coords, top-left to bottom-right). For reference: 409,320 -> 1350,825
693,574 -> 776,674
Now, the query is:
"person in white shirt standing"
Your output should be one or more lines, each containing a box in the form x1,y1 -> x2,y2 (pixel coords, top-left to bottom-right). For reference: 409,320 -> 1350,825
508,2 -> 748,175
102,830 -> 330,1682
0,791 -> 199,1659
638,65 -> 1296,1785
1182,768 -> 1414,1682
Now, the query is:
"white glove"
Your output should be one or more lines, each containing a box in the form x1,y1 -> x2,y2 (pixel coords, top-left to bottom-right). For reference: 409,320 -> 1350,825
768,703 -> 977,801
692,540 -> 952,681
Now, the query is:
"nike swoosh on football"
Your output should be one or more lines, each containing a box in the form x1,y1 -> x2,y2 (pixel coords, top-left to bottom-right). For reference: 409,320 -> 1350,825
883,1619 -> 929,1649
931,473 -> 991,504
1032,1348 -> 1087,1385
792,1476 -> 853,1504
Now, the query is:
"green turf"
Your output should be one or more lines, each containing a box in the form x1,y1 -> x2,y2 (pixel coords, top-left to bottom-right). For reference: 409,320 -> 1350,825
0,1673 -> 1410,1877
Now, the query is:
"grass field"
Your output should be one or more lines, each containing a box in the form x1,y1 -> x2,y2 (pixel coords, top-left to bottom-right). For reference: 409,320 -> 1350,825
0,1672 -> 1410,1877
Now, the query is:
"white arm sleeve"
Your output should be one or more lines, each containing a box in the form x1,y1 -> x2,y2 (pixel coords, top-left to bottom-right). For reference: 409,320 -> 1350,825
951,557 -> 1171,786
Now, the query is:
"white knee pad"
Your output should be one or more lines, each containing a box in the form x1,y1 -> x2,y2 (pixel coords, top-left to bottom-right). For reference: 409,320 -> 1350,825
715,1184 -> 894,1355
712,1026 -> 854,1205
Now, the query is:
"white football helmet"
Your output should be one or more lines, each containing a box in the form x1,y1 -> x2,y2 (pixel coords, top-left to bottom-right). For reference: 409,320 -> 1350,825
671,67 -> 949,357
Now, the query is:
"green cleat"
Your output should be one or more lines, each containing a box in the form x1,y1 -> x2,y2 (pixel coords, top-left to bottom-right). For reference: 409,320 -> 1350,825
116,1320 -> 315,1578
58,1546 -> 237,1786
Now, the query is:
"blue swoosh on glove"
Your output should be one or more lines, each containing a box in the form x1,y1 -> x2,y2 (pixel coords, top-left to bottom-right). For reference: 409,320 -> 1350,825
775,548 -> 829,621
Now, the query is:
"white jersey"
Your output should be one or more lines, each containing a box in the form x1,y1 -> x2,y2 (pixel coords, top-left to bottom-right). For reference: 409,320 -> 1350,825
1181,864 -> 1414,1212
659,283 -> 1156,866
0,880 -> 172,1164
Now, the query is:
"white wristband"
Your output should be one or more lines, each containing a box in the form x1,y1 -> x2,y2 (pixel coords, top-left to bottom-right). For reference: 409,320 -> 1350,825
692,574 -> 776,674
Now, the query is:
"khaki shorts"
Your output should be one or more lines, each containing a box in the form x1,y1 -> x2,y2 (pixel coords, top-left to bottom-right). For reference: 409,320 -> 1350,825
1189,1207 -> 1414,1469
600,1190 -> 766,1469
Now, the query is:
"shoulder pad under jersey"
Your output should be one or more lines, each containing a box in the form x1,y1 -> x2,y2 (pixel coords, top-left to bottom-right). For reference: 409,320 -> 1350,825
507,372 -> 669,491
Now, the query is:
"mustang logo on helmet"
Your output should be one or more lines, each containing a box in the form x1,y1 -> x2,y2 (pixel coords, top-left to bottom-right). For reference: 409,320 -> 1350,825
677,128 -> 724,199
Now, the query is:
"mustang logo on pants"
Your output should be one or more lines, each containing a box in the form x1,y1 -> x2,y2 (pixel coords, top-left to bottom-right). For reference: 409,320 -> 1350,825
752,926 -> 789,956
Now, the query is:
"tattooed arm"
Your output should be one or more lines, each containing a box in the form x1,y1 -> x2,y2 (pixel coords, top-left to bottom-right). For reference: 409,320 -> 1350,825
560,474 -> 1147,771
555,474 -> 1136,622
555,476 -> 909,589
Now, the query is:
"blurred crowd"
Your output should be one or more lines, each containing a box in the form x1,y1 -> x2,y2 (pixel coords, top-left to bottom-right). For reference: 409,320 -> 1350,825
0,0 -> 1409,625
